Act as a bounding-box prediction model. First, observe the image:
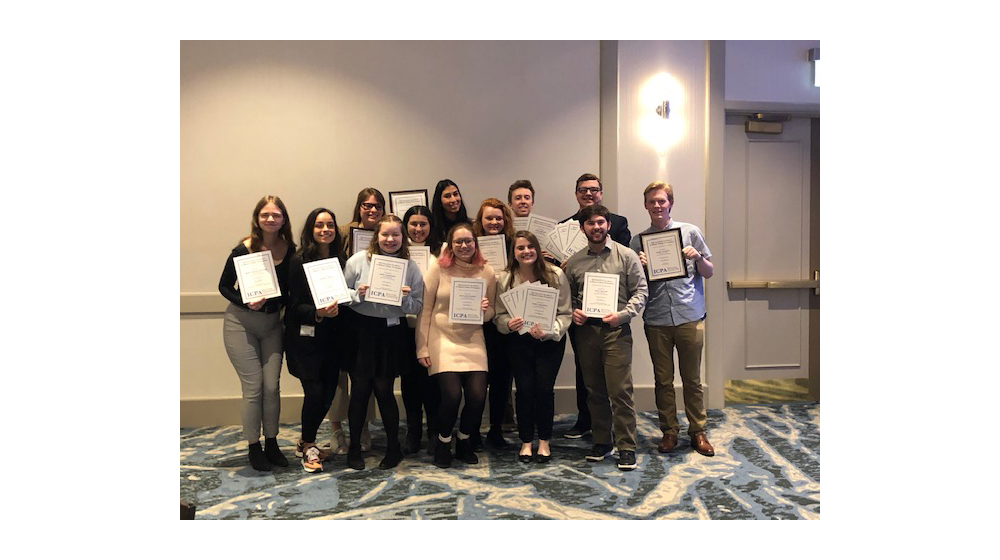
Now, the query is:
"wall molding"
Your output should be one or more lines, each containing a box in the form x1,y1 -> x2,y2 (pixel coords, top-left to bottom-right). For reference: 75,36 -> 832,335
180,292 -> 229,314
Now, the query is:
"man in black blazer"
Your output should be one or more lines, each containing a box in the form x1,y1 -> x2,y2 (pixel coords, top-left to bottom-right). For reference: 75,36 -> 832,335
560,172 -> 631,439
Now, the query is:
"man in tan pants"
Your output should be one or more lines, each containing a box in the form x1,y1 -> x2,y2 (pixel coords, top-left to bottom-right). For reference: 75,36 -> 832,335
631,182 -> 716,457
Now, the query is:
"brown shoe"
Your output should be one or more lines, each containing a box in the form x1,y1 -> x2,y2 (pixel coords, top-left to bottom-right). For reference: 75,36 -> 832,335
657,433 -> 677,453
691,432 -> 715,456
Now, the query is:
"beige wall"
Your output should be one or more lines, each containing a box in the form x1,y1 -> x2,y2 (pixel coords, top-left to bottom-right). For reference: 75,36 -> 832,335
180,40 -> 601,422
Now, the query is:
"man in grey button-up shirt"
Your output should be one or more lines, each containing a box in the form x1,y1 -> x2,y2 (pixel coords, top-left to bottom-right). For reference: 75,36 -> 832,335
564,205 -> 647,470
630,182 -> 716,457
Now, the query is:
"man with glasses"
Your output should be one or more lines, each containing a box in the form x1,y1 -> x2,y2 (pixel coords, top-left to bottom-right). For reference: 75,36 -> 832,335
561,173 -> 631,440
630,182 -> 715,457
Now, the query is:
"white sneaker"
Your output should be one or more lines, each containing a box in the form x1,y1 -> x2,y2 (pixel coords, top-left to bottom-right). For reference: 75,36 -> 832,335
302,445 -> 324,473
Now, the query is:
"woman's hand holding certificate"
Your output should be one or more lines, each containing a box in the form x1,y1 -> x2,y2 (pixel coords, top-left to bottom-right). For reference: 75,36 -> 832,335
233,250 -> 281,304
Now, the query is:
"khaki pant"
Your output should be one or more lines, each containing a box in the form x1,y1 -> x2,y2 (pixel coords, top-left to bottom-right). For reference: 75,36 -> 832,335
644,320 -> 706,436
574,324 -> 636,451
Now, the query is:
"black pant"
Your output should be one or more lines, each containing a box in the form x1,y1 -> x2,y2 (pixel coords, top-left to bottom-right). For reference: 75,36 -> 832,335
400,365 -> 438,437
509,335 -> 567,442
568,325 -> 592,430
436,371 -> 487,438
299,371 -> 339,443
484,322 -> 512,430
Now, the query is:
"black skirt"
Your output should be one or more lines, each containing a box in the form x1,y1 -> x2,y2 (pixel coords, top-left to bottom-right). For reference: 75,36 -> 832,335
351,312 -> 407,380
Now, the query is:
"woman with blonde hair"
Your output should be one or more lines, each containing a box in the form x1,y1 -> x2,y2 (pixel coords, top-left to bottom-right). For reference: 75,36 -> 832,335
218,195 -> 296,471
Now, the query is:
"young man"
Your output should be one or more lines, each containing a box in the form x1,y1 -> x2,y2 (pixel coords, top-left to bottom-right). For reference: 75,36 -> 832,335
561,173 -> 631,439
563,205 -> 647,470
508,179 -> 535,218
630,182 -> 715,456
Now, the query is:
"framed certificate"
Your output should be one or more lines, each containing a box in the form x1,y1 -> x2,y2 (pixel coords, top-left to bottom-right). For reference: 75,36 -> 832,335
302,257 -> 351,308
581,272 -> 619,318
477,234 -> 507,270
408,245 -> 431,276
639,228 -> 688,281
449,277 -> 486,324
233,250 -> 281,303
350,227 -> 375,256
365,254 -> 408,306
389,189 -> 428,217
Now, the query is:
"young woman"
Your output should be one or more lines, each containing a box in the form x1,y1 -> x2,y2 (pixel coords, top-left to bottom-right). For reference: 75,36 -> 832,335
218,195 -> 296,472
416,223 -> 496,468
429,179 -> 469,250
399,206 -> 441,455
493,231 -> 572,463
284,208 -> 347,473
342,215 -> 424,470
472,198 -> 516,450
327,189 -> 383,454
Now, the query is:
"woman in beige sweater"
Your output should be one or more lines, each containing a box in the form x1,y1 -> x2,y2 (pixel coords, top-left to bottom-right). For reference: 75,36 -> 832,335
416,222 -> 496,468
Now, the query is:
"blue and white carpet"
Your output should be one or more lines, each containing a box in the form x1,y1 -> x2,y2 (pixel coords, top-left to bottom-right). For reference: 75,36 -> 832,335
180,403 -> 819,519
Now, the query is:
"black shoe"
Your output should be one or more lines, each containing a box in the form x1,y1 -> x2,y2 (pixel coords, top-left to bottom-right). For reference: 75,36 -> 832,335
564,425 -> 592,439
433,438 -> 453,468
486,426 -> 510,449
248,442 -> 271,471
401,431 -> 422,455
585,444 -> 616,462
518,451 -> 533,463
263,438 -> 289,467
617,449 -> 637,470
379,444 -> 403,469
455,437 -> 479,464
469,431 -> 484,452
347,447 -> 365,470
536,453 -> 551,464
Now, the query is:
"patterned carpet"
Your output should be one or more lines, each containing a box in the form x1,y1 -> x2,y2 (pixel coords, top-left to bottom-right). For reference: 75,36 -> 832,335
180,403 -> 819,520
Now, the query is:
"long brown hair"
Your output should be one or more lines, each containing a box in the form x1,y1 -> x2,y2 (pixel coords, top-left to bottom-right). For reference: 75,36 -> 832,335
244,195 -> 296,253
505,231 -> 557,289
472,197 -> 515,240
351,188 -> 386,225
366,215 -> 410,260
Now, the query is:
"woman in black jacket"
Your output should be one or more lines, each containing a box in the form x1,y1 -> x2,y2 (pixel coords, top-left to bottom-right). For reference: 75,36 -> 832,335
284,207 -> 347,473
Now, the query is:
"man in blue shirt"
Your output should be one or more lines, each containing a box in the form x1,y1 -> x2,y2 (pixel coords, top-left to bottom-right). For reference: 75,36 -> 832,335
630,182 -> 715,456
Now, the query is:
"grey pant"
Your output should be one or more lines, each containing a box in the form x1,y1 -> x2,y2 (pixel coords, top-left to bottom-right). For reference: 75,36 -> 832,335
574,323 -> 637,451
223,304 -> 283,443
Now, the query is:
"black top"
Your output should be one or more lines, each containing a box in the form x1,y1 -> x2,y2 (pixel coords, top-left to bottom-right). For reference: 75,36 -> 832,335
283,252 -> 343,338
217,243 -> 291,314
283,252 -> 346,380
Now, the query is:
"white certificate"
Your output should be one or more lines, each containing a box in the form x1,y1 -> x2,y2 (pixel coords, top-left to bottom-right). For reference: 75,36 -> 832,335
513,217 -> 530,232
408,245 -> 431,277
581,272 -> 620,318
640,229 -> 688,281
526,214 -> 558,245
350,227 -> 374,255
521,285 -> 558,333
389,189 -> 428,217
477,234 -> 507,270
365,254 -> 408,306
449,277 -> 486,324
302,257 -> 351,308
233,250 -> 281,303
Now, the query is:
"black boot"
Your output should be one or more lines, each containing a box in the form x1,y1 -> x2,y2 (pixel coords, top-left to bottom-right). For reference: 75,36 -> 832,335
486,426 -> 510,449
433,437 -> 452,468
380,443 -> 403,469
263,438 -> 288,467
455,436 -> 479,465
248,442 -> 271,472
401,429 -> 422,455
469,431 -> 484,452
347,446 -> 365,470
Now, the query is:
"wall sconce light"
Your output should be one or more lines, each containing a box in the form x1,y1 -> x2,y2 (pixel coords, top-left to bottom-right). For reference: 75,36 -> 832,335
655,100 -> 670,119
808,47 -> 820,88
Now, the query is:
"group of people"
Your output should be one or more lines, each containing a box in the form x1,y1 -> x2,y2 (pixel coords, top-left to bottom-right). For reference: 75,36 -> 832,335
217,173 -> 716,474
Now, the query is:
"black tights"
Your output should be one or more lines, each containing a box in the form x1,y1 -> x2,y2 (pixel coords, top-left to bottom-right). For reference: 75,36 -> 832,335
299,374 -> 339,443
436,371 -> 487,439
348,374 -> 399,450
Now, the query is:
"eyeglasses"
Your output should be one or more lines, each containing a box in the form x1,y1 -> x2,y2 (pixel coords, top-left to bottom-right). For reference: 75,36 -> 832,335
452,238 -> 476,247
360,203 -> 384,211
576,187 -> 602,194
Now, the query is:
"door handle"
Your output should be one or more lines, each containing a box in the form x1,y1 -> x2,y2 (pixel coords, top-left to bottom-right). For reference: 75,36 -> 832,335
727,271 -> 819,295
